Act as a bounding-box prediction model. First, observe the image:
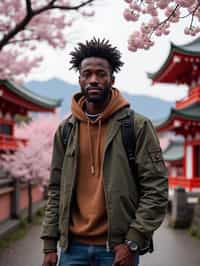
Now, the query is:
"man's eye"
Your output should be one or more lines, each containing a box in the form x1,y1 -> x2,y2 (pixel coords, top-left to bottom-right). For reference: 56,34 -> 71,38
98,72 -> 106,77
82,72 -> 90,78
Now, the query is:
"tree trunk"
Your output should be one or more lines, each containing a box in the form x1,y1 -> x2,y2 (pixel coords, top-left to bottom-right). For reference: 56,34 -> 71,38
27,180 -> 32,223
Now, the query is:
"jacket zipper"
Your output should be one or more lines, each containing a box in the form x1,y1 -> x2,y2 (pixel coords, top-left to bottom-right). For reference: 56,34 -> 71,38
103,176 -> 111,252
102,152 -> 111,253
65,147 -> 78,250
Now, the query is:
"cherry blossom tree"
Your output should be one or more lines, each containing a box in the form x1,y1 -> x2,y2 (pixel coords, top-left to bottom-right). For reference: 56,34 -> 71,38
0,112 -> 63,221
0,0 -> 95,80
123,0 -> 200,51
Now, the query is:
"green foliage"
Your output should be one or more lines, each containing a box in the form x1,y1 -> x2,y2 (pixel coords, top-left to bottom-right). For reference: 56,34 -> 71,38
189,227 -> 200,240
0,209 -> 44,250
0,220 -> 29,249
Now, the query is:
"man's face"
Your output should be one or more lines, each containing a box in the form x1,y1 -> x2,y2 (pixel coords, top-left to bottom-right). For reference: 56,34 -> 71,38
79,57 -> 114,104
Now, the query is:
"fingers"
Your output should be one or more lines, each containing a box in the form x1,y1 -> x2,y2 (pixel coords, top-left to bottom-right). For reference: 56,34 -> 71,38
42,261 -> 57,266
42,253 -> 57,266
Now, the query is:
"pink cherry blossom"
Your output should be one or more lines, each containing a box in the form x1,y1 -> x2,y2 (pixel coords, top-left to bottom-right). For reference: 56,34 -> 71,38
175,0 -> 195,8
0,112 -> 63,185
0,0 -> 95,81
123,8 -> 139,21
123,0 -> 200,52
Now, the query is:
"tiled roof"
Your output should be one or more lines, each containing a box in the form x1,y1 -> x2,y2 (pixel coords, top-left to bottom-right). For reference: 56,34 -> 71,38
0,80 -> 62,109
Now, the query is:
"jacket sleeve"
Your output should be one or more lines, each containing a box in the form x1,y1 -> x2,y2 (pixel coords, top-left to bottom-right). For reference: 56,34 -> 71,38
126,117 -> 168,249
41,123 -> 65,253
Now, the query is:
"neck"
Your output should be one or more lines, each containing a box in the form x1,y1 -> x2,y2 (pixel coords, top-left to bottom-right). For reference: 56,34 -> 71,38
85,95 -> 111,115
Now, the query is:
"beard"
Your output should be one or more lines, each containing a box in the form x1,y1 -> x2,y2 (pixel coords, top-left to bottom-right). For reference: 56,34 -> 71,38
82,84 -> 112,104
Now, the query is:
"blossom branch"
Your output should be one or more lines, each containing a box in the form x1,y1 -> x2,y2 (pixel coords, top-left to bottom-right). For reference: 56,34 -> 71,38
25,0 -> 32,14
189,3 -> 200,29
0,0 -> 96,80
124,0 -> 200,52
33,0 -> 95,14
150,4 -> 180,38
0,0 -> 95,50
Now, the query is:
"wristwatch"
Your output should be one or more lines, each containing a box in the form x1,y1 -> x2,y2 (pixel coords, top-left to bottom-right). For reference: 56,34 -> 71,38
125,240 -> 139,252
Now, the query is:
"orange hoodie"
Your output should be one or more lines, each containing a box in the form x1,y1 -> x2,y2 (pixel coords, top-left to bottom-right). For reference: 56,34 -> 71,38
69,88 -> 129,245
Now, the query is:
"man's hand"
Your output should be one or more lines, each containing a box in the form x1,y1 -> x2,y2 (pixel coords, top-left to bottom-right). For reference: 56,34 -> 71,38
42,252 -> 58,266
113,244 -> 137,266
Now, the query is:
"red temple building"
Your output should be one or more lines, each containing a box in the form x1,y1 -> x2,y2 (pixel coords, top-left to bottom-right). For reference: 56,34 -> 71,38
0,80 -> 61,225
148,37 -> 200,194
0,79 -> 61,151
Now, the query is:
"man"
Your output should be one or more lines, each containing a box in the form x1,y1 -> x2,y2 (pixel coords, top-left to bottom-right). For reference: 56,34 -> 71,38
41,38 -> 168,266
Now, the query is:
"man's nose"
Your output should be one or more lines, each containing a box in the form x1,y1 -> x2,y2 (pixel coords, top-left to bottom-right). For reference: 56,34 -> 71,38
89,74 -> 99,84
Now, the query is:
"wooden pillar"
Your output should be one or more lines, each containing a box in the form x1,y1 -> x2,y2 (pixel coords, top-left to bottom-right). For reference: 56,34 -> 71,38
185,140 -> 193,179
11,179 -> 20,218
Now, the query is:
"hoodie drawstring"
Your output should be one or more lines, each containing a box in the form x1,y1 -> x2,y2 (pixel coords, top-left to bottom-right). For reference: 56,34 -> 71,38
87,118 -> 102,176
95,119 -> 102,175
87,119 -> 95,175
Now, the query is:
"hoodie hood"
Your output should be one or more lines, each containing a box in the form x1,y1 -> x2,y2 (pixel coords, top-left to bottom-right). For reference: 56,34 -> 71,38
71,87 -> 130,122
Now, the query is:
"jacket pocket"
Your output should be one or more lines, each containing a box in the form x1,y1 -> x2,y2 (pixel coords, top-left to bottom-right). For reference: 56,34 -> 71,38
58,187 -> 71,234
110,190 -> 136,236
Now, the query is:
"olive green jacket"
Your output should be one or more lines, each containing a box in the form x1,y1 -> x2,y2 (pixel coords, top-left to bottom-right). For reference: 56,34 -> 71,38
41,107 -> 168,253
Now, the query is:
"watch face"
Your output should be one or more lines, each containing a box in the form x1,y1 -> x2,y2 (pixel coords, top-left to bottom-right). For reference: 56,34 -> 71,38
126,240 -> 139,251
130,243 -> 138,251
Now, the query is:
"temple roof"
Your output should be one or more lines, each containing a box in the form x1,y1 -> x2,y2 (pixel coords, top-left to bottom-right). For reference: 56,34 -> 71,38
147,37 -> 200,84
163,140 -> 183,161
0,80 -> 62,110
156,101 -> 200,131
173,102 -> 200,119
171,37 -> 200,55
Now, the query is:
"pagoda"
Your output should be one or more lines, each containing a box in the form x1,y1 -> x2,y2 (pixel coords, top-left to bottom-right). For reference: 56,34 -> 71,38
148,37 -> 200,193
0,80 -> 61,150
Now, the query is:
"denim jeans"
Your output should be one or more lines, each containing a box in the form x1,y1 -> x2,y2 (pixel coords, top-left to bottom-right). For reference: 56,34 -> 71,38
59,241 -> 139,266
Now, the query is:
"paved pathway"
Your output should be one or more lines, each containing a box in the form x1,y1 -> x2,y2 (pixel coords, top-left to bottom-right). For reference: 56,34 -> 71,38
0,222 -> 200,266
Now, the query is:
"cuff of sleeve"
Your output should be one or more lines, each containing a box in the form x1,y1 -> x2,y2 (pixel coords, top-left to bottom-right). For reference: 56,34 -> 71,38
43,238 -> 58,253
126,228 -> 146,249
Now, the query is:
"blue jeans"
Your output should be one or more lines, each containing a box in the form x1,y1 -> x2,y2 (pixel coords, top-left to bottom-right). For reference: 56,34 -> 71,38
59,241 -> 139,266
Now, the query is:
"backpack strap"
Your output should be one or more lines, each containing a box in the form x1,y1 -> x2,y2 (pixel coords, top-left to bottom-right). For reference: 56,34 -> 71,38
62,115 -> 73,148
121,108 -> 154,254
121,109 -> 136,175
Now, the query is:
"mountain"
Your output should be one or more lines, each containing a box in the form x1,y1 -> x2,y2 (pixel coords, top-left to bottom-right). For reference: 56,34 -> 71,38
26,78 -> 79,115
122,92 -> 174,121
26,78 -> 174,120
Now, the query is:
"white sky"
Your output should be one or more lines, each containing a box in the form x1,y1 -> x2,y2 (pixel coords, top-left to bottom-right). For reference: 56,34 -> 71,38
26,0 -> 198,102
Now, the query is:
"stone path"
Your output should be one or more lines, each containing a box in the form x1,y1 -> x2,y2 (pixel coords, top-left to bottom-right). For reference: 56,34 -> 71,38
0,221 -> 200,266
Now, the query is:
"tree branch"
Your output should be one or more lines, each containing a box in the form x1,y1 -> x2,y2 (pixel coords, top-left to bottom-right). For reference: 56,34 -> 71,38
189,11 -> 195,29
26,0 -> 32,14
149,4 -> 180,38
189,3 -> 200,29
0,0 -> 95,51
33,0 -> 95,15
0,14 -> 33,50
7,37 -> 39,44
179,3 -> 200,18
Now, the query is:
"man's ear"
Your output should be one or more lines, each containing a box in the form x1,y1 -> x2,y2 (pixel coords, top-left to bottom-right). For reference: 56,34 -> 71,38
112,75 -> 115,85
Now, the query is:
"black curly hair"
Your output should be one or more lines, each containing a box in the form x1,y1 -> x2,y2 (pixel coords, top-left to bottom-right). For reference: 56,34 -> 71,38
70,38 -> 124,73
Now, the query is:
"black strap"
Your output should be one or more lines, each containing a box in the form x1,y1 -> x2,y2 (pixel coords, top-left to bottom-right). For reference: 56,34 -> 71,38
121,109 -> 136,175
121,109 -> 154,255
62,118 -> 73,148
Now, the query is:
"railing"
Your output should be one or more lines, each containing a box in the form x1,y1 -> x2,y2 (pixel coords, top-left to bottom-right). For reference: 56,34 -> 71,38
176,86 -> 200,109
169,176 -> 200,191
0,134 -> 27,150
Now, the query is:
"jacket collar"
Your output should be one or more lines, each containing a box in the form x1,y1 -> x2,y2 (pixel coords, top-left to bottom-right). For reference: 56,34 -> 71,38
67,106 -> 131,125
67,107 -> 132,156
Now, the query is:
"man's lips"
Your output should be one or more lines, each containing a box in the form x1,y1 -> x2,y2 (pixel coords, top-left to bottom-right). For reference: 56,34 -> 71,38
87,87 -> 103,93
